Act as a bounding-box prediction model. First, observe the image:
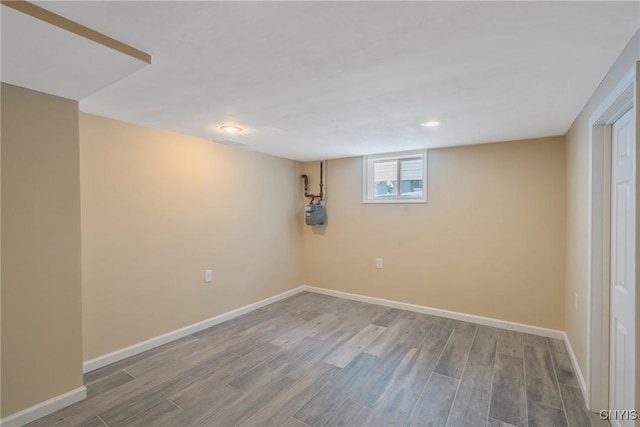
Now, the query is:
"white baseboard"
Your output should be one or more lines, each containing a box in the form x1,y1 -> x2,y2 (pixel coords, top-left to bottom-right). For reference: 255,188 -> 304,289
5,285 -> 581,427
303,286 -> 591,402
562,332 -> 588,400
302,286 -> 565,339
83,286 -> 306,373
0,386 -> 86,427
83,283 -> 573,384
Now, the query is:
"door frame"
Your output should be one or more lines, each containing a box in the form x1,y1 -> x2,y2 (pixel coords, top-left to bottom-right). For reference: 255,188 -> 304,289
587,65 -> 636,411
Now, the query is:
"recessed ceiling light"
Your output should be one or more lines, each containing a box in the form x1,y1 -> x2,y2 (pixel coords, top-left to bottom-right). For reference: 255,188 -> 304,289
220,125 -> 243,134
421,120 -> 441,128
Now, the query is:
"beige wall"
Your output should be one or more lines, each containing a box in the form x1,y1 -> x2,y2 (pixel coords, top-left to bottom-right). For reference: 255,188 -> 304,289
1,83 -> 83,417
80,114 -> 304,360
2,30 -> 636,417
303,136 -> 566,330
564,30 -> 639,385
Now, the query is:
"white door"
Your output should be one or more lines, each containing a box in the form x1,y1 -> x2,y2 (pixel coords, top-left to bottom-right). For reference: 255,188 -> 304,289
609,107 -> 636,426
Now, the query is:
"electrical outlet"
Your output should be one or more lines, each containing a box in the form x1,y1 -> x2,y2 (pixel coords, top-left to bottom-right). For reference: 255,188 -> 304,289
376,258 -> 383,269
575,293 -> 578,312
205,269 -> 213,283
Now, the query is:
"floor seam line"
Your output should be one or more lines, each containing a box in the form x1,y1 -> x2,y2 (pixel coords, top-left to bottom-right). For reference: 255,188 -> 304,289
546,339 -> 570,426
96,414 -> 110,427
405,319 -> 454,422
167,398 -> 184,411
486,329 -> 499,425
123,368 -> 136,379
444,326 -> 478,426
523,338 -> 529,426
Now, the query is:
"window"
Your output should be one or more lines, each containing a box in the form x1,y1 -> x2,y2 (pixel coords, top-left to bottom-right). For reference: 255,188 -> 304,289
363,150 -> 427,203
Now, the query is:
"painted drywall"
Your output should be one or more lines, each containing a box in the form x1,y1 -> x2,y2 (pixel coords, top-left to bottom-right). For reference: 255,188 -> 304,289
80,114 -> 304,360
303,136 -> 566,330
564,30 -> 639,389
1,83 -> 83,417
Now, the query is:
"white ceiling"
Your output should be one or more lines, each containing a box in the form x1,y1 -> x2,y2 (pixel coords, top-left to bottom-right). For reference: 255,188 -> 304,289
0,5 -> 148,101
18,2 -> 640,160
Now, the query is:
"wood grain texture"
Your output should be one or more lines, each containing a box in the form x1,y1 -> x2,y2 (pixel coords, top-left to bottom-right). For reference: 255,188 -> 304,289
77,416 -> 107,427
372,308 -> 406,327
548,338 -> 580,388
293,352 -> 380,426
86,370 -> 135,398
322,399 -> 371,427
497,330 -> 524,358
428,317 -> 458,341
324,323 -> 386,368
229,337 -> 322,390
522,333 -> 549,349
488,417 -> 518,427
201,373 -> 295,426
523,345 -> 563,408
167,384 -> 242,426
527,400 -> 568,427
271,312 -> 341,348
407,372 -> 459,426
434,323 -> 477,379
368,337 -> 447,426
559,384 -> 593,427
98,350 -> 239,426
241,362 -> 340,427
26,292 -> 591,427
346,344 -> 409,408
397,312 -> 439,348
468,325 -> 498,366
489,354 -> 527,427
119,400 -> 182,427
364,314 -> 415,357
82,335 -> 198,384
447,362 -> 494,426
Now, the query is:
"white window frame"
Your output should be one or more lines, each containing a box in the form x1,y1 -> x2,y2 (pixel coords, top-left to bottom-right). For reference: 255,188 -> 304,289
362,149 -> 427,204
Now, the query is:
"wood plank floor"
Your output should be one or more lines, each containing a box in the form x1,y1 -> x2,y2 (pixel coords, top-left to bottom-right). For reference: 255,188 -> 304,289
27,292 -> 604,427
